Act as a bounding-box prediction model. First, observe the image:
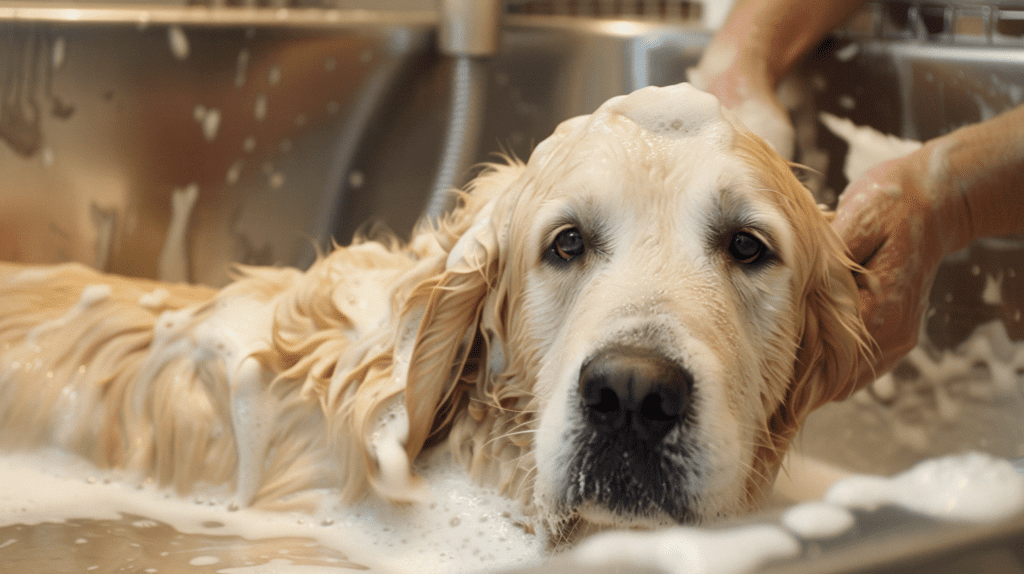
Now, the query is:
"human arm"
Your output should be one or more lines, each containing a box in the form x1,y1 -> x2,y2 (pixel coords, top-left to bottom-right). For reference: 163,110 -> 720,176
689,0 -> 867,158
832,104 -> 1024,388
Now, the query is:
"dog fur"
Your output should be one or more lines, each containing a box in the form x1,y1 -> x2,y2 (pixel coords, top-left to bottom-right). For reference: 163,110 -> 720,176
0,84 -> 870,545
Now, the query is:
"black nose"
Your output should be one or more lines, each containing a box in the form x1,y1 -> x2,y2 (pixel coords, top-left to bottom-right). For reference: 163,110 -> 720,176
578,346 -> 691,443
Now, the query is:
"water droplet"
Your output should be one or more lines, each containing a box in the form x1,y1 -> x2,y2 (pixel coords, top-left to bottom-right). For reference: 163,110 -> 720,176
194,106 -> 221,141
234,49 -> 250,88
226,160 -> 244,185
254,94 -> 268,122
268,171 -> 285,189
51,37 -> 66,70
348,170 -> 365,189
168,26 -> 189,60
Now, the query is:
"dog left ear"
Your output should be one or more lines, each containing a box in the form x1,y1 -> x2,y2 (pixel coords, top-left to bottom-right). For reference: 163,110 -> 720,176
786,218 -> 872,428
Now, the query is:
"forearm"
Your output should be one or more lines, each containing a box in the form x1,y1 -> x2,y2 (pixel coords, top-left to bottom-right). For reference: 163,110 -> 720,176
695,0 -> 867,98
924,105 -> 1024,255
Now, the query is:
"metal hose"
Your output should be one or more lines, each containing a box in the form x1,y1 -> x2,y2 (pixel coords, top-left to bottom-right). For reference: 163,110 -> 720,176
425,0 -> 501,220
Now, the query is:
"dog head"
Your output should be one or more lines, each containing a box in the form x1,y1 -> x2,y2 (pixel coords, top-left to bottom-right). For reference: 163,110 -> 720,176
368,83 -> 869,544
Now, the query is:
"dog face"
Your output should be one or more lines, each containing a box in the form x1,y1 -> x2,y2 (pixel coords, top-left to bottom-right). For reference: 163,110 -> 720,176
394,84 -> 867,542
518,89 -> 809,536
0,83 -> 865,546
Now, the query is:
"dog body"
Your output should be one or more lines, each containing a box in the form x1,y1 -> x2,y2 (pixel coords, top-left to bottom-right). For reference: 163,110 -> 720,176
0,84 -> 867,544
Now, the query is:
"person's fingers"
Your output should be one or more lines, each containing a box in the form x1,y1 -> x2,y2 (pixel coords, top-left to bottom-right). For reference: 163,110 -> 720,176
833,183 -> 891,267
732,98 -> 795,160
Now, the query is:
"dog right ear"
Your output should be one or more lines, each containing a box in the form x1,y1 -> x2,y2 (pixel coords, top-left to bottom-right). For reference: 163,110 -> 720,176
402,162 -> 527,456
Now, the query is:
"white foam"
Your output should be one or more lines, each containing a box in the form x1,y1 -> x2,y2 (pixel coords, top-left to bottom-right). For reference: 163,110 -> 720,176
168,26 -> 189,60
194,105 -> 223,142
158,183 -> 199,283
782,502 -> 855,539
255,94 -> 269,122
826,451 -> 1024,522
568,524 -> 800,574
982,271 -> 1005,306
138,288 -> 171,309
600,83 -> 732,145
0,449 -> 540,574
820,112 -> 922,183
862,319 -> 1024,443
26,284 -> 112,344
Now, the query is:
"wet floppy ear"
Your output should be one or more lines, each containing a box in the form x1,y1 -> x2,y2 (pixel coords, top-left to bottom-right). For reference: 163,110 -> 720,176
786,216 -> 872,428
731,128 -> 871,436
399,165 -> 519,467
352,166 -> 518,503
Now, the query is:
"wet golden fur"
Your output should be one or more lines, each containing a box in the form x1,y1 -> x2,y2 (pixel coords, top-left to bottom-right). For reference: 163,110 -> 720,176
0,84 -> 869,542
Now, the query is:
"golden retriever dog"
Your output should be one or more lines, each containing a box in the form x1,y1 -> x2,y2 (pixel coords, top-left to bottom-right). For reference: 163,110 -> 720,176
0,83 -> 869,546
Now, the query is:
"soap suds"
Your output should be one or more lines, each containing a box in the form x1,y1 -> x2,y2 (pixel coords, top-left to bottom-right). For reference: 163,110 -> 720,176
820,112 -> 922,183
194,105 -> 223,142
0,449 -> 539,574
568,525 -> 801,574
158,183 -> 199,283
25,284 -> 111,344
826,452 -> 1024,522
782,502 -> 855,539
168,26 -> 189,60
860,319 -> 1024,456
982,271 -> 1005,306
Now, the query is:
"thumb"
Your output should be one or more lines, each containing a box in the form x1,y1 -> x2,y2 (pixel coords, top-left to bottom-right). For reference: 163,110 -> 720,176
832,186 -> 886,268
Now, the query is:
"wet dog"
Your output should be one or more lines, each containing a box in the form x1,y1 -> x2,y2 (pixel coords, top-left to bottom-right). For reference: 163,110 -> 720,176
0,83 -> 869,545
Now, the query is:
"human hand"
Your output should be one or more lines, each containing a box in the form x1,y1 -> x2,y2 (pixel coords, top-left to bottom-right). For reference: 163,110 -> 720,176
831,148 -> 953,389
688,55 -> 795,160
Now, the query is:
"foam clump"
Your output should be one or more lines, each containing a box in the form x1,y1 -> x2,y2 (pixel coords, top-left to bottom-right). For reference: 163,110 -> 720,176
826,451 -> 1024,523
600,83 -> 732,143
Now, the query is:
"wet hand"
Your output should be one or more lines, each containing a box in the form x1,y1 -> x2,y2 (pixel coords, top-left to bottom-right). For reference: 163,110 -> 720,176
688,53 -> 794,160
831,149 -> 951,389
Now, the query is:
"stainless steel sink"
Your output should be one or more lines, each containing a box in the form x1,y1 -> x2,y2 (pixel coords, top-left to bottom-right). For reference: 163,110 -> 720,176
1,2 -> 1023,573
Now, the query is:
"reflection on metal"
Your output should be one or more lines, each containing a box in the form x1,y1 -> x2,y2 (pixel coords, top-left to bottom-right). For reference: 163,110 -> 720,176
0,26 -> 63,157
439,0 -> 501,56
838,0 -> 1024,45
0,4 -> 436,28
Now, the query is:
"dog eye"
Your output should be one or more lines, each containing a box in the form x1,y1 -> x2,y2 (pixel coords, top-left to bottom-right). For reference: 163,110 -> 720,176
553,228 -> 585,261
728,232 -> 765,264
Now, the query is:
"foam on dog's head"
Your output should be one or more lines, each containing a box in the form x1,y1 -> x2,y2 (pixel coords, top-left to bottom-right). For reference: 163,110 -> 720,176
599,83 -> 733,142
530,83 -> 734,169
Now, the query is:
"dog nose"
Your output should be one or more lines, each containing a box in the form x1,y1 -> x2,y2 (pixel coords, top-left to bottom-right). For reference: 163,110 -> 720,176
578,346 -> 691,443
